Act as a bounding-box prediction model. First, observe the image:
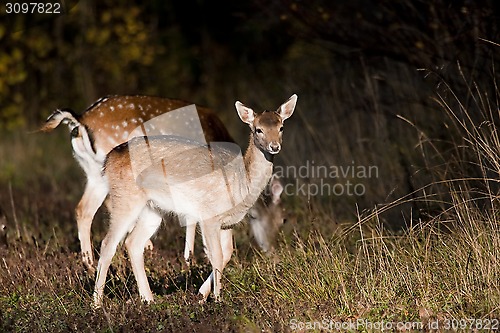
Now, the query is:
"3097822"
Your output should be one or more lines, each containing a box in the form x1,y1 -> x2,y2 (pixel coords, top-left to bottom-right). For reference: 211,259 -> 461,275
442,318 -> 499,330
5,2 -> 61,14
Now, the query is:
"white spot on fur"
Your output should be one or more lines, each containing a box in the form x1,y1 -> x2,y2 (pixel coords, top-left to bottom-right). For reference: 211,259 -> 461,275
122,121 -> 128,127
110,106 -> 115,112
118,104 -> 123,109
108,139 -> 118,147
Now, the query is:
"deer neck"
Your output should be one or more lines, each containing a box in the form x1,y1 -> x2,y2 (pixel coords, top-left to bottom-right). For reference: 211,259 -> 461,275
243,132 -> 274,198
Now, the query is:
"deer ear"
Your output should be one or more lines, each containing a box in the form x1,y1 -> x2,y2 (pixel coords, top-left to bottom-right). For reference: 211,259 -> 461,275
235,101 -> 255,125
278,94 -> 297,121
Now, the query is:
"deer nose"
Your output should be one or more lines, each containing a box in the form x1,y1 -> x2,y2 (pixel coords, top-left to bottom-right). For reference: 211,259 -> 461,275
268,142 -> 281,154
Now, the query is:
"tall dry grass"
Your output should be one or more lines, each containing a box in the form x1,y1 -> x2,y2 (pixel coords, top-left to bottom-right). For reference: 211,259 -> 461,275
224,66 -> 500,329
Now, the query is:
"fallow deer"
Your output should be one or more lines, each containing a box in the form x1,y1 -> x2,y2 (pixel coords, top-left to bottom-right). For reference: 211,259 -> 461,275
248,175 -> 285,253
92,94 -> 297,306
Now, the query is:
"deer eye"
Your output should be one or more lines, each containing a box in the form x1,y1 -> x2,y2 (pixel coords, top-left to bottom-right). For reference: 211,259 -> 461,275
256,128 -> 263,134
279,126 -> 284,132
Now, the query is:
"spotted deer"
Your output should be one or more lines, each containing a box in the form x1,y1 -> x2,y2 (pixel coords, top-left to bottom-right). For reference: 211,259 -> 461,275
92,94 -> 297,306
41,95 -> 233,270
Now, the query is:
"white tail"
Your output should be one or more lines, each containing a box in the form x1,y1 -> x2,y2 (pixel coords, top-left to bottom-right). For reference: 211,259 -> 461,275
93,94 -> 297,306
41,95 -> 233,270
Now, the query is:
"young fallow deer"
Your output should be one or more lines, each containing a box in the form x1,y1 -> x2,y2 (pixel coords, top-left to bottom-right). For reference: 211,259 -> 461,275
41,95 -> 233,270
93,94 -> 297,307
247,175 -> 285,253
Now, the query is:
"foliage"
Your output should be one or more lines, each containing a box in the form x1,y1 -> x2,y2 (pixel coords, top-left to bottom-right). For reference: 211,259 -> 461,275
263,0 -> 500,68
0,0 -> 164,130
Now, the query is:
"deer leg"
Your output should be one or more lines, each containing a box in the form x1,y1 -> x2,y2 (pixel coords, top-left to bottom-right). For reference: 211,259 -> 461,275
144,239 -> 154,251
184,222 -> 197,266
220,228 -> 233,268
76,177 -> 108,271
92,205 -> 142,308
198,223 -> 223,302
124,207 -> 162,303
198,227 -> 233,300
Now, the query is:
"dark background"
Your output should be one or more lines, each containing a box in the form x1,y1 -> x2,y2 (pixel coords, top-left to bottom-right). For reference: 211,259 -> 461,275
1,0 -> 500,228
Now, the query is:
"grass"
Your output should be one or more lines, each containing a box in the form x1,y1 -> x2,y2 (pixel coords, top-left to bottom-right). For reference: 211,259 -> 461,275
2,67 -> 500,331
2,203 -> 500,331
